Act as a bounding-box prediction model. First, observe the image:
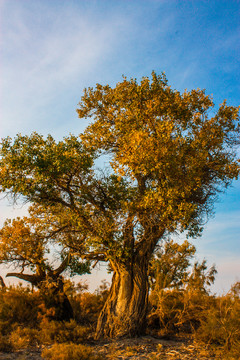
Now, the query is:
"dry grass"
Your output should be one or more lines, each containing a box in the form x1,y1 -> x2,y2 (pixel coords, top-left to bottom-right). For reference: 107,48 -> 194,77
0,283 -> 239,359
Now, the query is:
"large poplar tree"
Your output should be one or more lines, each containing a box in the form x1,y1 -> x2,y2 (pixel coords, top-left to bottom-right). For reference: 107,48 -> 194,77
0,73 -> 239,338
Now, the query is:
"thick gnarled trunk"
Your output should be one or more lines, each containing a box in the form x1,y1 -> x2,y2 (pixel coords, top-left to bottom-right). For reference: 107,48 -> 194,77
95,259 -> 149,339
40,277 -> 74,322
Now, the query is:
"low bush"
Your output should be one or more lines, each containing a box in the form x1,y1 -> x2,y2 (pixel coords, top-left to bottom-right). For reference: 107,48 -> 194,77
9,326 -> 39,350
0,333 -> 12,352
148,288 -> 214,335
71,292 -> 105,324
194,287 -> 240,359
0,319 -> 12,336
0,285 -> 41,330
39,318 -> 92,344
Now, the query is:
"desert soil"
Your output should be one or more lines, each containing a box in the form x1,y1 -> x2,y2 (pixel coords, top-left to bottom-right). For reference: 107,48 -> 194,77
0,336 -> 217,359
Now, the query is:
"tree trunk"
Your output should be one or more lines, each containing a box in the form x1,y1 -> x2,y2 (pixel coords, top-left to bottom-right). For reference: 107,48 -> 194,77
0,276 -> 6,288
95,258 -> 149,339
40,277 -> 74,322
42,290 -> 74,321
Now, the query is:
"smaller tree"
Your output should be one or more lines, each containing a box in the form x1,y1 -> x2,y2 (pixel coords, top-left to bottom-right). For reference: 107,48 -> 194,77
149,238 -> 217,293
185,259 -> 217,294
149,239 -> 196,291
0,204 -> 90,321
149,239 -> 217,334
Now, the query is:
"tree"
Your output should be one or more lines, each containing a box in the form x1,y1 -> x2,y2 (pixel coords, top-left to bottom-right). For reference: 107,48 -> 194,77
0,204 -> 90,321
186,259 -> 217,294
0,72 -> 239,338
149,239 -> 196,291
148,240 -> 217,334
149,239 -> 217,293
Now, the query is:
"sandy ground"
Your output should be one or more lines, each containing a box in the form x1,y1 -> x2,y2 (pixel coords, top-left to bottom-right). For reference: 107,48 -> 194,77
0,336 -> 217,359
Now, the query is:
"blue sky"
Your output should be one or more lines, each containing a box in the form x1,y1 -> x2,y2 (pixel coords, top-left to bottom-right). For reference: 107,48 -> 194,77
1,0 -> 239,293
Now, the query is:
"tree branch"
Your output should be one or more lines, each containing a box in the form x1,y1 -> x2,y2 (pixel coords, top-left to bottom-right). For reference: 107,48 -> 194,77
52,253 -> 71,278
0,276 -> 6,288
6,272 -> 45,286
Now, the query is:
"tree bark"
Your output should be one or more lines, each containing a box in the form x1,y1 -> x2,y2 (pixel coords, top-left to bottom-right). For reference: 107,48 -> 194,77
40,277 -> 74,322
95,258 -> 149,339
0,276 -> 6,288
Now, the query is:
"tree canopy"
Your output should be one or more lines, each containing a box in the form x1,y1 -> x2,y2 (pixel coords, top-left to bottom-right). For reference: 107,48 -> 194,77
0,204 -> 91,282
78,72 -> 239,238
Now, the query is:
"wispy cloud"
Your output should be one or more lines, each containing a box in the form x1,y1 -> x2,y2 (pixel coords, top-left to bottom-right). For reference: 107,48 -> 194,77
1,1 -> 135,137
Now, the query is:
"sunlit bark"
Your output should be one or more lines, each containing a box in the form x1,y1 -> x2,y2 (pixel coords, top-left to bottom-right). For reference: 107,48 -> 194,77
95,258 -> 149,338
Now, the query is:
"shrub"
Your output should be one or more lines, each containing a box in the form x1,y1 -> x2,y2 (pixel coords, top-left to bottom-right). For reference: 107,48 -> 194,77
0,333 -> 12,352
195,289 -> 240,359
71,292 -> 104,324
0,286 -> 41,328
9,326 -> 39,350
148,288 -> 214,335
0,319 -> 12,336
68,280 -> 109,325
39,318 -> 92,344
42,342 -> 103,360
